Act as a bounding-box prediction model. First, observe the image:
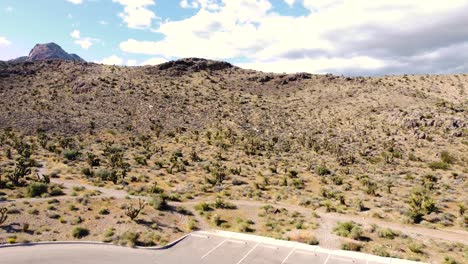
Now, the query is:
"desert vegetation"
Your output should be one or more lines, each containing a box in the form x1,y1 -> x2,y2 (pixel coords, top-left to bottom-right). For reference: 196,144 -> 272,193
0,59 -> 466,263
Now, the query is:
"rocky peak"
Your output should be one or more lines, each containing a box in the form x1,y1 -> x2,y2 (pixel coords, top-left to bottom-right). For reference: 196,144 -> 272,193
10,42 -> 85,63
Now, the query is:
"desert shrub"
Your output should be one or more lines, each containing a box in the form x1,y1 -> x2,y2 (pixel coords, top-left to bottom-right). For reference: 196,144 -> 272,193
98,208 -> 110,215
7,236 -> 16,244
149,194 -> 168,211
440,151 -> 456,164
63,149 -> 80,161
213,214 -> 222,226
49,185 -> 64,196
25,182 -> 48,197
377,228 -> 399,239
238,222 -> 255,232
48,213 -> 60,219
212,198 -> 237,209
22,223 -> 29,232
95,169 -> 111,181
428,161 -> 449,170
408,188 -> 437,223
333,221 -> 362,240
187,219 -> 198,231
341,242 -> 362,251
194,202 -> 212,212
443,256 -> 458,264
372,245 -> 390,257
408,242 -> 425,254
316,165 -> 331,176
81,167 -> 94,178
120,231 -> 139,247
72,227 -> 89,238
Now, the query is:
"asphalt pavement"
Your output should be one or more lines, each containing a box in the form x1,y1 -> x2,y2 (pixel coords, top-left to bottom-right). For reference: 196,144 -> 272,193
0,230 -> 425,264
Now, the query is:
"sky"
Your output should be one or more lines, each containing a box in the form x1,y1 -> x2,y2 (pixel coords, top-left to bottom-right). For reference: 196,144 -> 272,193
1,0 -> 468,76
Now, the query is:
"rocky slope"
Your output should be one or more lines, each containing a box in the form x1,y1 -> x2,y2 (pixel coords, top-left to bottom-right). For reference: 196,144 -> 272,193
8,43 -> 84,63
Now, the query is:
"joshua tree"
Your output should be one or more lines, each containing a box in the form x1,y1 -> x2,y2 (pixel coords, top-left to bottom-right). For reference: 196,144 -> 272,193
125,199 -> 146,221
7,156 -> 32,186
0,207 -> 8,226
408,188 -> 437,223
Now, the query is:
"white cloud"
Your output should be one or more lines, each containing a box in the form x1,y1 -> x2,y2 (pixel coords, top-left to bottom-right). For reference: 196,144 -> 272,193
99,20 -> 108,25
126,59 -> 138,66
120,0 -> 468,75
141,57 -> 167,65
75,39 -> 93,49
66,0 -> 83,4
237,56 -> 387,74
98,55 -> 124,65
5,6 -> 14,12
70,30 -> 81,39
112,0 -> 157,29
0,37 -> 11,47
70,30 -> 98,50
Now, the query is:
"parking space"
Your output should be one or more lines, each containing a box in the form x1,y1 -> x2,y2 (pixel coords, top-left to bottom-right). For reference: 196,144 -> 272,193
202,239 -> 254,264
155,233 -> 226,264
282,249 -> 328,264
231,243 -> 291,264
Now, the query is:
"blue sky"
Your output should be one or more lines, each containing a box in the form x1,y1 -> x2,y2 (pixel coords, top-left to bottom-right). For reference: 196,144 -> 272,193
1,0 -> 468,75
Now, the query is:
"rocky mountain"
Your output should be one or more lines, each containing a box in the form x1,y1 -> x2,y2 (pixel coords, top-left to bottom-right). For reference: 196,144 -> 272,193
9,43 -> 85,63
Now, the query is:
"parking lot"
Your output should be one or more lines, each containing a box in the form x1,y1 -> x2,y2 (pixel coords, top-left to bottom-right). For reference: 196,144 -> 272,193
155,230 -> 422,264
0,230 -> 424,264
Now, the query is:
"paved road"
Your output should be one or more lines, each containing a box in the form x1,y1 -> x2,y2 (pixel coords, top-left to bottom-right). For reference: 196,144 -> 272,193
1,230 -> 423,264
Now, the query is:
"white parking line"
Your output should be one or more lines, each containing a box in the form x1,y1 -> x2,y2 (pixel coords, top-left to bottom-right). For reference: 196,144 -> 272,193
201,238 -> 227,259
235,243 -> 260,264
324,254 -> 331,264
280,245 -> 296,264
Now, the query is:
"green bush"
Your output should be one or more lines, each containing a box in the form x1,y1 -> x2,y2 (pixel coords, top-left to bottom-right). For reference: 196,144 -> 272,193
72,227 -> 89,239
333,221 -> 362,240
316,165 -> 331,176
341,242 -> 362,251
212,198 -> 237,209
98,208 -> 110,215
408,242 -> 424,254
120,231 -> 139,247
428,161 -> 449,170
25,182 -> 49,197
440,151 -> 456,164
63,149 -> 80,161
377,228 -> 399,239
194,202 -> 212,212
49,185 -> 64,196
149,194 -> 168,211
372,245 -> 390,257
95,169 -> 111,181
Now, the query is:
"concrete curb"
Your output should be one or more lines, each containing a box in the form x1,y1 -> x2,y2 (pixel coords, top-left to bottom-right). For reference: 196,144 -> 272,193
0,233 -> 189,250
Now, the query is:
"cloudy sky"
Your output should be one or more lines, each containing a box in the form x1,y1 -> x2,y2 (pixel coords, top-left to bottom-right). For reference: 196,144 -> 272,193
1,0 -> 468,76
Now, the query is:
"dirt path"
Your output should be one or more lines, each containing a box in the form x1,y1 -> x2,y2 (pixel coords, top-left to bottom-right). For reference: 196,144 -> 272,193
3,162 -> 466,247
174,199 -> 468,245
